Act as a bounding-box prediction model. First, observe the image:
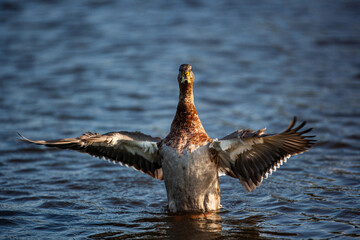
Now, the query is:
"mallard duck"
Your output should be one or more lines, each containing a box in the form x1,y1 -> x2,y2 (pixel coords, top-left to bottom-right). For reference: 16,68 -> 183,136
19,64 -> 315,213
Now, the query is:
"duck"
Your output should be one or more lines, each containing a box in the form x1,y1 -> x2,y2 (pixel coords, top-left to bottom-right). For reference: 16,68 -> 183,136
18,64 -> 316,213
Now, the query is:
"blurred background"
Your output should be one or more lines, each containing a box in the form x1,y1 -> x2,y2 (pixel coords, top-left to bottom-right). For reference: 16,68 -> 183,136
1,0 -> 359,239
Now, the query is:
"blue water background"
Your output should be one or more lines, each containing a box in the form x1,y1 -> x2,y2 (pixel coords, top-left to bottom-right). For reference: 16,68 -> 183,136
1,0 -> 359,239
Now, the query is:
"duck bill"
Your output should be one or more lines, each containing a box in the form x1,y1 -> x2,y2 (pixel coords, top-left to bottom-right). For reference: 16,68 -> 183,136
181,71 -> 191,84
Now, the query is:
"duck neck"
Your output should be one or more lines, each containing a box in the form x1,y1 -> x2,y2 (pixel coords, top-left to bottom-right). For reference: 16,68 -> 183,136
170,84 -> 206,134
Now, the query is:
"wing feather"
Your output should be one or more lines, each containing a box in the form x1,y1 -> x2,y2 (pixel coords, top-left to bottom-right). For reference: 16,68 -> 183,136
18,131 -> 163,180
210,117 -> 315,192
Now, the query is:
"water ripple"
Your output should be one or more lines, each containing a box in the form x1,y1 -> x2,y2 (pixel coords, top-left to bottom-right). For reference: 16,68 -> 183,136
1,0 -> 359,239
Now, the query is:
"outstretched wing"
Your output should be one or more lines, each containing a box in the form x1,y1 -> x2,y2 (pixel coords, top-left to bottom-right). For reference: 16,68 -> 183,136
209,117 -> 315,192
18,131 -> 163,180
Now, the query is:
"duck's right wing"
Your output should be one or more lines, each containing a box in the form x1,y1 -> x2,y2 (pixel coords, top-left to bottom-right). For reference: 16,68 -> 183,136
210,117 -> 315,192
18,131 -> 163,180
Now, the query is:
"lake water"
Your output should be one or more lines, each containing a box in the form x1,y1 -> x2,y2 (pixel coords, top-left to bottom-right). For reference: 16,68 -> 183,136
1,0 -> 359,239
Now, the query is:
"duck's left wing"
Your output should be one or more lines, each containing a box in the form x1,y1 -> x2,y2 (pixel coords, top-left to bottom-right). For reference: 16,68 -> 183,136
18,131 -> 163,180
209,117 -> 315,192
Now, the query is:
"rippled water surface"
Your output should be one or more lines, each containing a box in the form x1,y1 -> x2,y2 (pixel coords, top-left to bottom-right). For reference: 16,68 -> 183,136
1,0 -> 360,239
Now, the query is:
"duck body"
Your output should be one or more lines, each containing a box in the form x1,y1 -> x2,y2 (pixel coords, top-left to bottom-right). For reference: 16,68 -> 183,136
160,144 -> 220,213
18,64 -> 316,213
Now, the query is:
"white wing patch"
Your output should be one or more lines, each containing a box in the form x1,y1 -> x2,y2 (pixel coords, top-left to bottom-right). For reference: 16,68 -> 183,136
264,154 -> 290,179
210,137 -> 264,161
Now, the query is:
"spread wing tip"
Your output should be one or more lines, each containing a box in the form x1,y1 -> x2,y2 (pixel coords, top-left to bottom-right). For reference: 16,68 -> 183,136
17,132 -> 45,145
285,117 -> 317,147
17,132 -> 28,141
16,132 -> 81,148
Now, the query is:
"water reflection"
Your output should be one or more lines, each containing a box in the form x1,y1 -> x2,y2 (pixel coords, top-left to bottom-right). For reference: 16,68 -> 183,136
166,212 -> 223,240
87,211 -> 269,239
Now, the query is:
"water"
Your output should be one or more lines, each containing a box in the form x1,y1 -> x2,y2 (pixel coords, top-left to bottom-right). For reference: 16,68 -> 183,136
1,0 -> 359,239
